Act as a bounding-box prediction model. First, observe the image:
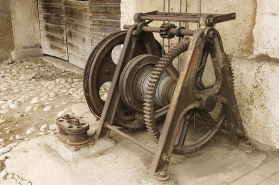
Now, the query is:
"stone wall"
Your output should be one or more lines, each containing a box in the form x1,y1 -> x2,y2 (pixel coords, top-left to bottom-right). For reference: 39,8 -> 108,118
121,0 -> 279,150
10,0 -> 43,60
0,0 -> 14,60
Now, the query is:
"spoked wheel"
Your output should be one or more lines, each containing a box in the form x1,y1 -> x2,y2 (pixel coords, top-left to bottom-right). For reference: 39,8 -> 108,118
143,39 -> 227,155
83,31 -> 162,129
172,105 -> 225,155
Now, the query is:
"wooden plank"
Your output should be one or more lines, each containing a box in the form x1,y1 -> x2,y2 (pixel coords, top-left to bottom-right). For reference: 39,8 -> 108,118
67,43 -> 91,56
39,14 -> 65,25
38,0 -> 62,4
68,51 -> 89,69
38,3 -> 63,15
90,19 -> 120,27
90,24 -> 120,33
89,0 -> 120,5
68,47 -> 91,59
66,19 -> 90,34
41,41 -> 68,60
90,5 -> 120,20
64,0 -> 89,8
67,30 -> 91,49
40,23 -> 65,35
65,6 -> 90,21
41,31 -> 66,44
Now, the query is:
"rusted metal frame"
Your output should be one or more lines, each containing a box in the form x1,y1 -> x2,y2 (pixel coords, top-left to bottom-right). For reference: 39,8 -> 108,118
95,24 -> 139,140
141,31 -> 162,57
139,12 -> 236,25
194,37 -> 223,99
194,43 -> 209,90
175,111 -> 193,149
154,105 -> 170,119
105,124 -> 155,154
148,28 -> 206,177
123,25 -> 196,36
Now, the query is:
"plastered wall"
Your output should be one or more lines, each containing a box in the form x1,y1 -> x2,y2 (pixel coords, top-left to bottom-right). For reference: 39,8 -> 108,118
0,0 -> 14,60
121,0 -> 279,150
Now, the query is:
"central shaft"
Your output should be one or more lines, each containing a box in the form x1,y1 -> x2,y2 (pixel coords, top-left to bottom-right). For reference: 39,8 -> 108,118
137,69 -> 176,107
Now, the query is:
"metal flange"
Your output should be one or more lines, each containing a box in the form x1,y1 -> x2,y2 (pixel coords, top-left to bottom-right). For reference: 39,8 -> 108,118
56,114 -> 89,146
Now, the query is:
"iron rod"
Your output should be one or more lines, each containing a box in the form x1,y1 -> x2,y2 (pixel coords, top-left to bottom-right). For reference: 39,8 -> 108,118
163,0 -> 166,55
105,124 -> 155,154
123,25 -> 195,36
178,0 -> 182,71
140,15 -> 200,22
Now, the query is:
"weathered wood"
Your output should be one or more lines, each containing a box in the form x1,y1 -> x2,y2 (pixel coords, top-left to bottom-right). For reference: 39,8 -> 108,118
68,50 -> 88,69
89,0 -> 120,5
40,23 -> 65,35
38,3 -> 64,15
39,14 -> 65,25
65,6 -> 90,21
41,41 -> 68,60
38,0 -> 62,4
41,31 -> 66,44
64,0 -> 89,8
90,5 -> 120,20
90,23 -> 120,33
67,30 -> 91,50
66,19 -> 90,34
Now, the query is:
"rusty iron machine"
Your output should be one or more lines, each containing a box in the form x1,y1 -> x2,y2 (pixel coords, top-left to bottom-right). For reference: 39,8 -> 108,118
83,11 -> 253,183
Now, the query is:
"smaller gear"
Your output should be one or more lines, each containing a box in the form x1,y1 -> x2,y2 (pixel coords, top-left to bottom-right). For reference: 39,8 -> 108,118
159,23 -> 177,39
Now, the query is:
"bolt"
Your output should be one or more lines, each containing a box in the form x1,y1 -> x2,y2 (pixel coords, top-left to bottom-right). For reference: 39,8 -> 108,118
162,155 -> 170,163
103,67 -> 110,74
73,119 -> 80,126
208,30 -> 216,39
159,172 -> 168,178
63,114 -> 71,120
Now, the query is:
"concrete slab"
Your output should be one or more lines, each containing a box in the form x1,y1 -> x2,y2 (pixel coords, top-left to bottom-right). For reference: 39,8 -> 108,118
42,56 -> 83,74
230,158 -> 279,185
3,128 -> 270,185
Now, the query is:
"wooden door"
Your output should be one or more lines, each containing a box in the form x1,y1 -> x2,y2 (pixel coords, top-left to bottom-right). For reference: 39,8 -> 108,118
38,0 -> 121,69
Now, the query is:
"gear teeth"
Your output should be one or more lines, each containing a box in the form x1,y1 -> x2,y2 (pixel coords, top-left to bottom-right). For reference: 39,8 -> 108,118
143,39 -> 190,143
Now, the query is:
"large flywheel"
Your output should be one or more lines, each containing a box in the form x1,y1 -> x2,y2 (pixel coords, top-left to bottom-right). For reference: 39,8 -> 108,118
83,31 -> 163,129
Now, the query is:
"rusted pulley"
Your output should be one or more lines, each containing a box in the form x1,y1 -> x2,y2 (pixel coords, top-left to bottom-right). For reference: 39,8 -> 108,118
56,114 -> 89,146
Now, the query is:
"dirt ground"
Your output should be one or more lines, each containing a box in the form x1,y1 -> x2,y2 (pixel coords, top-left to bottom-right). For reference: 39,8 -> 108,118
0,57 -> 279,185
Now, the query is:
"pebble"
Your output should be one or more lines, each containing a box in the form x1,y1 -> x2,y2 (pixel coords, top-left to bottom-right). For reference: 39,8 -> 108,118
0,146 -> 12,156
40,124 -> 48,132
25,106 -> 33,112
0,169 -> 8,179
0,119 -> 4,124
21,180 -> 30,185
43,106 -> 52,112
0,109 -> 9,114
0,154 -> 7,161
48,124 -> 57,131
13,174 -> 19,180
15,135 -> 24,140
37,132 -> 45,136
26,127 -> 36,135
57,108 -> 69,117
7,173 -> 13,179
17,179 -> 23,184
30,97 -> 40,104
8,142 -> 18,148
9,104 -> 18,109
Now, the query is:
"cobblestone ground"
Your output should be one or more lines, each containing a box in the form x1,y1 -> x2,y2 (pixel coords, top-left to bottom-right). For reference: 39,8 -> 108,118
0,57 -> 88,184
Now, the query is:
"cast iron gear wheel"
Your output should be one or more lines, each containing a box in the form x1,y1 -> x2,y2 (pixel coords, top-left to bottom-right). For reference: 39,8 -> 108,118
84,31 -> 163,129
143,40 -> 191,141
143,40 -> 227,155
